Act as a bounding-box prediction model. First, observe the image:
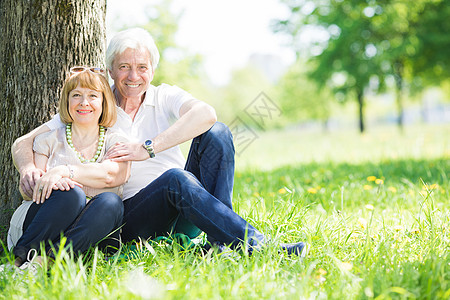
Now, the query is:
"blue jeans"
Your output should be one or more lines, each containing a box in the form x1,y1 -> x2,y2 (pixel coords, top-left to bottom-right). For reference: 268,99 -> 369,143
13,186 -> 123,261
121,122 -> 265,248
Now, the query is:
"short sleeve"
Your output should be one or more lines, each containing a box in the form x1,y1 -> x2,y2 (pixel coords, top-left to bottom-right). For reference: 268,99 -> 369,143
44,114 -> 65,131
33,131 -> 53,157
104,130 -> 130,152
161,84 -> 196,119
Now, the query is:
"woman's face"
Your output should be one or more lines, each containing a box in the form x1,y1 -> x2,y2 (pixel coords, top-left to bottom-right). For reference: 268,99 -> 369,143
68,84 -> 103,127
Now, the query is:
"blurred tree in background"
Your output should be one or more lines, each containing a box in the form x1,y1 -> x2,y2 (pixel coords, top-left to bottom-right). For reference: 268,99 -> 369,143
411,0 -> 450,83
109,0 -> 449,131
276,59 -> 332,129
220,65 -> 274,126
274,0 -> 450,132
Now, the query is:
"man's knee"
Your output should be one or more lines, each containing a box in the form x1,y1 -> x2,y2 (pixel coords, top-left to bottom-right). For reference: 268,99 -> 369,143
201,122 -> 235,156
206,122 -> 233,142
161,168 -> 200,190
163,168 -> 194,181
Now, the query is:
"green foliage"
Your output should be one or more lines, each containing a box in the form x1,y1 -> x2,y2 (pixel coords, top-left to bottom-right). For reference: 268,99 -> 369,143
411,0 -> 450,83
218,65 -> 275,126
275,0 -> 450,131
275,59 -> 333,125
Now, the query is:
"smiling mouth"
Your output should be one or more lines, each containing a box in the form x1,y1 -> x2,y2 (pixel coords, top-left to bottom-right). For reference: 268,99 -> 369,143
77,110 -> 92,114
126,83 -> 140,88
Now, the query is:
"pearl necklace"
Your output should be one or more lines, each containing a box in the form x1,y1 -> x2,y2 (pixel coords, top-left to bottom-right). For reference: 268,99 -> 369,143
66,123 -> 105,163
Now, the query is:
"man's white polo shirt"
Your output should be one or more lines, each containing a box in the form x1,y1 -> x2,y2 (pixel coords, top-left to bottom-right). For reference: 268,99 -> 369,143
45,84 -> 195,200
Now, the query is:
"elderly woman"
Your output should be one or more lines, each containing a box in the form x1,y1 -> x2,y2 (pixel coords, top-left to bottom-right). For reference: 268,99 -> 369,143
4,67 -> 130,272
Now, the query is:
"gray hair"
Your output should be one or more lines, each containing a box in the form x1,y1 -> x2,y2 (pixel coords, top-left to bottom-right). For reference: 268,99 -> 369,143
106,27 -> 160,72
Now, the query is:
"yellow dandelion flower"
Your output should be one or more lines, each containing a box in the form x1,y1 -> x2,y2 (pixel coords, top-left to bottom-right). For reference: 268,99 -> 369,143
364,185 -> 373,190
411,228 -> 420,234
307,187 -> 317,194
340,262 -> 353,271
393,225 -> 403,231
365,204 -> 374,211
429,184 -> 439,190
278,188 -> 287,194
317,268 -> 327,276
358,218 -> 367,229
375,179 -> 384,185
253,192 -> 260,197
388,186 -> 397,193
367,176 -> 377,182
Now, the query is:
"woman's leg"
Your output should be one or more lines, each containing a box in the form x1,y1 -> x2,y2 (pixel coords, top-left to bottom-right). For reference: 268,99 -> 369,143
52,192 -> 124,257
13,186 -> 86,262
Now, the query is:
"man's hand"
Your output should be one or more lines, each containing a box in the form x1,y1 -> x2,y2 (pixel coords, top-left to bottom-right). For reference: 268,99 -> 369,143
32,165 -> 67,204
20,168 -> 45,198
104,142 -> 150,162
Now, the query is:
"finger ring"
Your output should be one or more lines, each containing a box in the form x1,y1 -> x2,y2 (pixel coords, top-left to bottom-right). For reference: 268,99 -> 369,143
38,187 -> 43,192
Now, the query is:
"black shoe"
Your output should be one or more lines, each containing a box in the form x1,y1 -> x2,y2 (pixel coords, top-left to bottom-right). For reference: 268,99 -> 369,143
280,242 -> 309,257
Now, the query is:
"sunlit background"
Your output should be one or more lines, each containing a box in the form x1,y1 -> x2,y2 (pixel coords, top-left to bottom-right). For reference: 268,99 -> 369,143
106,0 -> 449,168
106,0 -> 295,86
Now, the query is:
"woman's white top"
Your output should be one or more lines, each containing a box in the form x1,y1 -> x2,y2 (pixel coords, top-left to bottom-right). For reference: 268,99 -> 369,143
33,127 -> 128,198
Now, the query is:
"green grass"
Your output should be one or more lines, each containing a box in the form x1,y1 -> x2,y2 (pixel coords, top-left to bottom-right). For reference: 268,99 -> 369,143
1,124 -> 449,299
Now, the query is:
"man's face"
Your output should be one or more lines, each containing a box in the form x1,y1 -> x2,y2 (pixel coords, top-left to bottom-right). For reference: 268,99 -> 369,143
109,48 -> 154,101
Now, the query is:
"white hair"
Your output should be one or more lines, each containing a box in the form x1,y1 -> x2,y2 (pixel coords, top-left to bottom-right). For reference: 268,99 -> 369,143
106,28 -> 160,72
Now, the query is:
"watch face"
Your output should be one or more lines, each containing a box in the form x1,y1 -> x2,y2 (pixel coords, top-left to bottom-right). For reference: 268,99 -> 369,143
145,140 -> 152,147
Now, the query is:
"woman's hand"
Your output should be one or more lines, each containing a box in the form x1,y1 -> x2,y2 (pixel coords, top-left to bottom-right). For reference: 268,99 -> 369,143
32,165 -> 68,204
52,177 -> 83,192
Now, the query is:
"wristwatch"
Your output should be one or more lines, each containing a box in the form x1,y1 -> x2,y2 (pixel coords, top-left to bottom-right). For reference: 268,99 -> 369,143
142,139 -> 155,158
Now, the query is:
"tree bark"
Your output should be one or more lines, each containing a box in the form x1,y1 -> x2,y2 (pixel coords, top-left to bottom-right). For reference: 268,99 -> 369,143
357,88 -> 365,133
0,0 -> 106,240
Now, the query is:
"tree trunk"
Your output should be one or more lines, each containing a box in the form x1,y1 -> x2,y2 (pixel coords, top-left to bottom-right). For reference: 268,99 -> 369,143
357,89 -> 365,133
0,0 -> 106,240
394,61 -> 404,132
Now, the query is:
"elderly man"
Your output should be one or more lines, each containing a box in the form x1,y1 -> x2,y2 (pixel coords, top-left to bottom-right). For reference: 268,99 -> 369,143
12,28 -> 307,256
